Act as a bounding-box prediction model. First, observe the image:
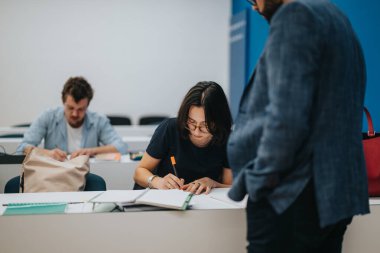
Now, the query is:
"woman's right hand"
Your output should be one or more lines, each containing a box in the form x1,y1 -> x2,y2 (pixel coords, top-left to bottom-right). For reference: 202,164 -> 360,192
153,173 -> 184,189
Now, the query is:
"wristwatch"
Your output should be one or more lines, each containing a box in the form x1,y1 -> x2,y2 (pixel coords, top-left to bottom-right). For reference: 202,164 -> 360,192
147,175 -> 158,189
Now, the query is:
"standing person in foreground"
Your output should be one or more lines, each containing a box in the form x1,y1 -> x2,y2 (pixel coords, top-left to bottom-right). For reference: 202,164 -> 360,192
134,81 -> 232,194
228,0 -> 369,252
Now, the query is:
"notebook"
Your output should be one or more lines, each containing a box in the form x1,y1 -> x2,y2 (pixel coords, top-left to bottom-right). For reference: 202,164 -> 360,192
91,189 -> 193,210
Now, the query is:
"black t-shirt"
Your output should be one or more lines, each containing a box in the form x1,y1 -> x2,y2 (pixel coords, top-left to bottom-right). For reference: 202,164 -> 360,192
138,118 -> 229,187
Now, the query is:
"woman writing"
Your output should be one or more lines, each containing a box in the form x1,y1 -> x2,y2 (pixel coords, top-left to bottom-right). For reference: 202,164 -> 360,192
133,81 -> 233,194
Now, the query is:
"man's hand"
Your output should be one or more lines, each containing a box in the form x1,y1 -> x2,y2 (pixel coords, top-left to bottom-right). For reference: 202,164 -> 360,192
70,148 -> 94,159
46,148 -> 68,162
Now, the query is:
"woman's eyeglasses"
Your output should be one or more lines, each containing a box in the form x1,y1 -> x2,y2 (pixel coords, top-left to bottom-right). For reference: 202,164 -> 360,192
186,120 -> 209,134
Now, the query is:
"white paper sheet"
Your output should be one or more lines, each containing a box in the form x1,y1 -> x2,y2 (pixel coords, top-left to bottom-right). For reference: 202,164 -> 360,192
90,190 -> 147,204
207,188 -> 247,208
0,191 -> 103,205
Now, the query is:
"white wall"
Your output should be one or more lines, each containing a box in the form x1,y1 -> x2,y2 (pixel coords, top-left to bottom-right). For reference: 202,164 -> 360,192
0,0 -> 230,126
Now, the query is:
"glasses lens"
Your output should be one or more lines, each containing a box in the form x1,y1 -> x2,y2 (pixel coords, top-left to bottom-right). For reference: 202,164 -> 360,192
198,125 -> 208,133
186,121 -> 209,133
186,121 -> 196,131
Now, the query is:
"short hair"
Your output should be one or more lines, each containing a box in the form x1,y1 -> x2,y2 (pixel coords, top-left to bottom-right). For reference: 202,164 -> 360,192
61,76 -> 94,104
177,81 -> 232,146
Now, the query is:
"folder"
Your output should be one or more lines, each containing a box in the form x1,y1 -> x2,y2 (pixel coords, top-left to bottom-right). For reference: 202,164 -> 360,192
91,189 -> 193,210
3,202 -> 67,215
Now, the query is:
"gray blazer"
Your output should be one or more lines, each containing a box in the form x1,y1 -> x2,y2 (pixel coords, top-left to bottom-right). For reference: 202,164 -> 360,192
228,0 -> 369,227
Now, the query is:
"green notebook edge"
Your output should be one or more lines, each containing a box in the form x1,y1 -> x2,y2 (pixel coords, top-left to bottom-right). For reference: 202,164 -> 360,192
181,194 -> 193,210
3,203 -> 67,216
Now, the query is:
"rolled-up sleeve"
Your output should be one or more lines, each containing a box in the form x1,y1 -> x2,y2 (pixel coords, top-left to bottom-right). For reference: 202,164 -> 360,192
16,111 -> 49,154
98,117 -> 127,154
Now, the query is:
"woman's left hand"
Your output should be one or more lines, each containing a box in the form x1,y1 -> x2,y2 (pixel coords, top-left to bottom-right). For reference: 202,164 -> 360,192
181,177 -> 217,195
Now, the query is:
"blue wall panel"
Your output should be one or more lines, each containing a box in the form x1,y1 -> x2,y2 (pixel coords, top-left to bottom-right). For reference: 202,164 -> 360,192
231,0 -> 380,130
230,10 -> 248,120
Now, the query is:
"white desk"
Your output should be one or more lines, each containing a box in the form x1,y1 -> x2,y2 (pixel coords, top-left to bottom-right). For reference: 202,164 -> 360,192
0,136 -> 151,154
0,209 -> 247,253
0,184 -> 378,253
0,156 -> 139,193
0,125 -> 157,138
0,138 -> 41,154
90,156 -> 139,190
0,203 -> 380,253
343,203 -> 380,253
0,127 -> 29,136
114,125 -> 157,136
122,136 -> 150,151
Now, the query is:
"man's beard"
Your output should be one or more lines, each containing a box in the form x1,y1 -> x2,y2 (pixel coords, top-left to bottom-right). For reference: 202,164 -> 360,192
260,0 -> 283,22
69,118 -> 84,128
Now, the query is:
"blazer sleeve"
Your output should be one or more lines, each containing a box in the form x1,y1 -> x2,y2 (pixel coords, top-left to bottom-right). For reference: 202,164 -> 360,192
244,3 -> 321,201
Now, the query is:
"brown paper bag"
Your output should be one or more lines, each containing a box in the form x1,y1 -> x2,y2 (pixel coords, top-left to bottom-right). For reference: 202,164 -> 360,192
21,148 -> 90,192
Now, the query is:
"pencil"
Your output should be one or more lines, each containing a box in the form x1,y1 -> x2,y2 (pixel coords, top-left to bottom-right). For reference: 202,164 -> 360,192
170,156 -> 178,177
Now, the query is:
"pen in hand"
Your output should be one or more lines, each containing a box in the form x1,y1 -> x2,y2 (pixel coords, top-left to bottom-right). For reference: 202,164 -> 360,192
170,156 -> 185,189
170,156 -> 178,177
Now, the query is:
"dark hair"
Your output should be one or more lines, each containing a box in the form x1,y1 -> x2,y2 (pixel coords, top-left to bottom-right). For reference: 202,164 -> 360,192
177,81 -> 232,146
61,76 -> 94,104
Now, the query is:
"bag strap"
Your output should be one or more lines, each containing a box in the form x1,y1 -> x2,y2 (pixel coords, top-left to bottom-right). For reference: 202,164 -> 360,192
364,107 -> 376,137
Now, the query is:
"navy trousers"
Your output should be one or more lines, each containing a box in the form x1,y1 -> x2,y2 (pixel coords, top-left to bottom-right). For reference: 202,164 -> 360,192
246,182 -> 352,253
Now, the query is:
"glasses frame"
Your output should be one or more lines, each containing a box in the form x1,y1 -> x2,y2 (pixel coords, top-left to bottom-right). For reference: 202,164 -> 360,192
185,120 -> 209,134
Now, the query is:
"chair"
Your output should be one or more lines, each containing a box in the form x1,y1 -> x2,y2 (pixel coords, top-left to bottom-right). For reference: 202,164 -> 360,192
12,123 -> 31,128
0,133 -> 24,138
138,115 -> 169,125
4,173 -> 107,193
106,115 -> 132,125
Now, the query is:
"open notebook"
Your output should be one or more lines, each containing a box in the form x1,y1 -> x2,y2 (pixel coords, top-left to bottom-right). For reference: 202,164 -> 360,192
91,189 -> 193,210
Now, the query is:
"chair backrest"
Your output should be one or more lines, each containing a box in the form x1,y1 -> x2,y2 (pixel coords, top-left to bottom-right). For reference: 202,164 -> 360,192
4,176 -> 20,193
0,133 -> 24,138
4,173 -> 106,193
12,123 -> 31,128
138,115 -> 169,125
107,115 -> 132,125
